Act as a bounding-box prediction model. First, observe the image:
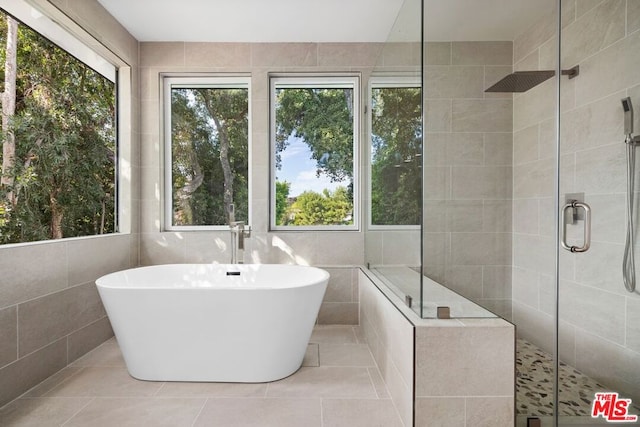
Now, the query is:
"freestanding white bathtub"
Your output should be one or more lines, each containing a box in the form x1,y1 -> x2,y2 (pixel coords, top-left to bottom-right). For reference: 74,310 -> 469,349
96,264 -> 329,383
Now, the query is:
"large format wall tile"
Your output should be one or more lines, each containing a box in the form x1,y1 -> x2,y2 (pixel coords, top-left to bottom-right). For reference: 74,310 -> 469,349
425,42 -> 451,65
185,42 -> 251,67
575,330 -> 640,403
0,306 -> 17,369
451,41 -> 512,66
0,242 -> 68,309
18,283 -> 106,357
559,280 -> 626,344
425,66 -> 484,99
469,198 -> 510,232
627,298 -> 640,353
251,43 -> 317,67
562,0 -> 626,67
452,166 -> 512,199
139,42 -> 185,67
359,272 -> 413,426
413,318 -> 514,426
67,317 -> 114,364
415,397 -> 465,426
67,236 -> 132,286
514,8 -> 556,63
452,99 -> 512,132
629,0 -> 640,34
450,232 -> 511,266
575,30 -> 640,106
0,339 -> 67,407
317,43 -> 382,67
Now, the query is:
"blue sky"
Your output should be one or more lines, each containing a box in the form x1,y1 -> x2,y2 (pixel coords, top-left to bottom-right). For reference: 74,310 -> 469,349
276,136 -> 350,198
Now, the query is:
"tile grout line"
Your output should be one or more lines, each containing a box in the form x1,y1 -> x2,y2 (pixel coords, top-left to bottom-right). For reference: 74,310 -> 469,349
364,367 -> 381,399
153,381 -> 167,397
40,367 -> 86,398
264,381 -> 270,398
190,397 -> 209,427
59,396 -> 95,427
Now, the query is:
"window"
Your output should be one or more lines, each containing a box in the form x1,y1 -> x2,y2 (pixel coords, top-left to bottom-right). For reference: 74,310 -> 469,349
369,78 -> 422,228
270,75 -> 359,230
164,76 -> 250,230
0,5 -> 117,244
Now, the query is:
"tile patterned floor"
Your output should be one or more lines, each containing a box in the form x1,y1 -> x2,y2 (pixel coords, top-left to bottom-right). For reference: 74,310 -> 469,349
517,338 -> 640,418
0,326 -> 403,427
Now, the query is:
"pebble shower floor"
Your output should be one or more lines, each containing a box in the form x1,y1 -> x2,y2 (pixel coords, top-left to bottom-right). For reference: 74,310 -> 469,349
516,338 -> 640,418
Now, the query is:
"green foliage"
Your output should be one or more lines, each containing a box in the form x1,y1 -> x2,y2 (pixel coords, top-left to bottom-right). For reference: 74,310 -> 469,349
0,13 -> 116,243
275,87 -> 354,183
274,180 -> 290,226
286,187 -> 352,226
170,87 -> 248,226
370,87 -> 422,226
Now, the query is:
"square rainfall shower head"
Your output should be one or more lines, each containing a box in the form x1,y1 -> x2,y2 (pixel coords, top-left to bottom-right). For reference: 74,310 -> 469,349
485,70 -> 555,93
485,66 -> 579,93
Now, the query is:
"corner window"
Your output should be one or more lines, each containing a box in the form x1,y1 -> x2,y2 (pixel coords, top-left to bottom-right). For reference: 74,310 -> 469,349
164,76 -> 250,230
0,6 -> 117,244
369,78 -> 422,228
270,75 -> 359,230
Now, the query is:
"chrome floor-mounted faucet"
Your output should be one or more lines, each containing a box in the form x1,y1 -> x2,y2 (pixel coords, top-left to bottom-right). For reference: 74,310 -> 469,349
228,204 -> 251,264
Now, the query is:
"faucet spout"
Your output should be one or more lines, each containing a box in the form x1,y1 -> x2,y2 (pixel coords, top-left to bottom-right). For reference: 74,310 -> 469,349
229,221 -> 251,264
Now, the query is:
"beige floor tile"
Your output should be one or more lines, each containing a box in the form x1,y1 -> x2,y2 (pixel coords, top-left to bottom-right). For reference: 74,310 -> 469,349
0,397 -> 91,426
64,397 -> 205,427
155,381 -> 267,397
303,343 -> 320,367
266,367 -> 377,398
319,344 -> 375,367
352,326 -> 367,344
310,325 -> 358,344
322,398 -> 403,427
0,326 -> 402,426
194,397 -> 321,427
44,367 -> 163,397
70,339 -> 125,368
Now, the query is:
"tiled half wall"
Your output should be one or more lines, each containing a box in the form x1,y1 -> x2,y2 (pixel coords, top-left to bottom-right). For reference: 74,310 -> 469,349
359,269 -> 515,426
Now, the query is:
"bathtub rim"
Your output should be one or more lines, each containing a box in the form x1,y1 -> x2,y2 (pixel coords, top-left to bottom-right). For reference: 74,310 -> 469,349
95,263 -> 331,290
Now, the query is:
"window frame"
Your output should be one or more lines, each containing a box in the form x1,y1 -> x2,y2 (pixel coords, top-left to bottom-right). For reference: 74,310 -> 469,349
269,74 -> 360,231
367,76 -> 422,231
162,75 -> 252,231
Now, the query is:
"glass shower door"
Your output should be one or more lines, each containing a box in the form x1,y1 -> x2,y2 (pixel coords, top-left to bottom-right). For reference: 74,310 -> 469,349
557,0 -> 640,424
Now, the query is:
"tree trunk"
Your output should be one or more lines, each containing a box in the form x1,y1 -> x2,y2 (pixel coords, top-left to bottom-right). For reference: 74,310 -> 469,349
344,89 -> 353,122
50,192 -> 64,239
214,116 -> 234,216
200,91 -> 234,221
2,16 -> 18,207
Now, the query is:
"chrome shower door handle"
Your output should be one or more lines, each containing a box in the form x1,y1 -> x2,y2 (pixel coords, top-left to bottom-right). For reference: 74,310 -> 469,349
561,200 -> 591,253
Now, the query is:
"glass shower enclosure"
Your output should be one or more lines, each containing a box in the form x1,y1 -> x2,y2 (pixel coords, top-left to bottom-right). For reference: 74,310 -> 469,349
365,0 -> 640,425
